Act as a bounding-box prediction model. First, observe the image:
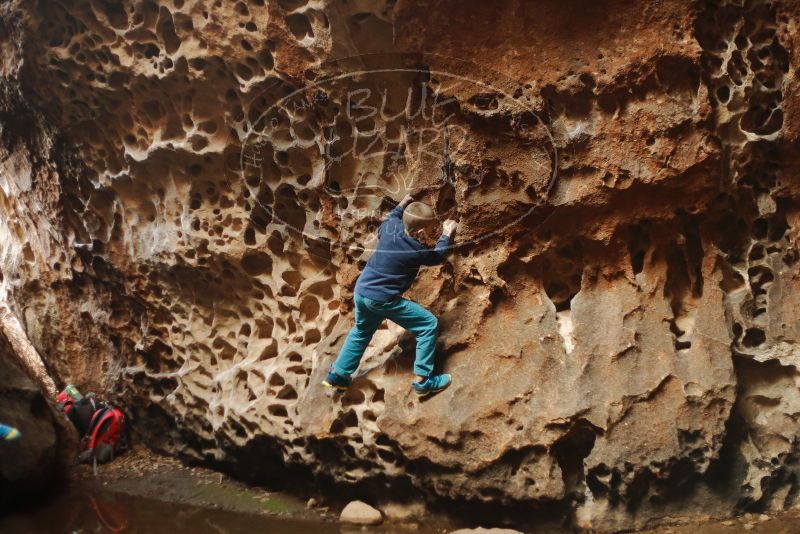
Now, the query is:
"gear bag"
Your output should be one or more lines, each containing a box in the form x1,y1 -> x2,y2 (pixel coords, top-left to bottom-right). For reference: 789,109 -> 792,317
55,387 -> 128,468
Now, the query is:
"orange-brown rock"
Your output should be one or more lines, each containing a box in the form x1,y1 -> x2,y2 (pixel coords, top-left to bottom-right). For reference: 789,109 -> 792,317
1,0 -> 800,531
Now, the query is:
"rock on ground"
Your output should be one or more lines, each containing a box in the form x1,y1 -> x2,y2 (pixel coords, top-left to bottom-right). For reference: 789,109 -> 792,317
339,500 -> 383,525
381,500 -> 426,521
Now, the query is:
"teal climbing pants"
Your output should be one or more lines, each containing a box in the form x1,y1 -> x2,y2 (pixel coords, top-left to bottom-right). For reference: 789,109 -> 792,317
332,293 -> 439,378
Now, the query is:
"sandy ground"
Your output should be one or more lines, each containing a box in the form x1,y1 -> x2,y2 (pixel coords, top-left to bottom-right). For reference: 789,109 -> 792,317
71,445 -> 321,518
640,510 -> 800,534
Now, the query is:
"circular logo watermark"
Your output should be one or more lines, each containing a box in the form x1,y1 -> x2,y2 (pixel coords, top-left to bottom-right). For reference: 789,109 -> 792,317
238,53 -> 557,254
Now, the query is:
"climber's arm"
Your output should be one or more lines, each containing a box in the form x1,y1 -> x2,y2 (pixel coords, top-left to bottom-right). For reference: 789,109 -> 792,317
386,193 -> 415,221
420,219 -> 458,265
379,194 -> 415,237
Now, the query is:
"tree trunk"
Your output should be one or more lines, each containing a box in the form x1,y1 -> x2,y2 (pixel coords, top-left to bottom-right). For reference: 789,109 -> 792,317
0,304 -> 56,398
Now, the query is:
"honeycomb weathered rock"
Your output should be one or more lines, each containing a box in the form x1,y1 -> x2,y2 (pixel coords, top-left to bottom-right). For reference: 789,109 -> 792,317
1,0 -> 800,530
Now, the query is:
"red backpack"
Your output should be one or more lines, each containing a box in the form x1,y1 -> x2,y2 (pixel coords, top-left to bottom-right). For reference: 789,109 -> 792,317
56,387 -> 128,470
78,406 -> 128,467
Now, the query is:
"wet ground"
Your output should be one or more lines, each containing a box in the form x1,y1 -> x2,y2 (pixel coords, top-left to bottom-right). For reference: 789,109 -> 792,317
0,447 -> 440,534
3,446 -> 800,533
0,448 -> 332,533
0,482 -> 341,534
640,510 -> 800,534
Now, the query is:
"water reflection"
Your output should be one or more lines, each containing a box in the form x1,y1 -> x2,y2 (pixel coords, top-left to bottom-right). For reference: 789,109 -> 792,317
0,482 -> 342,534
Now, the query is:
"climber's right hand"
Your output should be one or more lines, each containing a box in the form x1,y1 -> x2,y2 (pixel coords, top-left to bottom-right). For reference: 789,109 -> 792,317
443,219 -> 458,237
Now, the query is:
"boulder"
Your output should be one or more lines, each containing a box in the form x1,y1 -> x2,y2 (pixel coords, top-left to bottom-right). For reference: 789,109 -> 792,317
381,500 -> 426,521
339,500 -> 383,525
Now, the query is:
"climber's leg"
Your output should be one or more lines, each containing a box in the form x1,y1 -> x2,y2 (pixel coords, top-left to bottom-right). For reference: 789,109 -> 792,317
330,293 -> 384,378
383,298 -> 439,378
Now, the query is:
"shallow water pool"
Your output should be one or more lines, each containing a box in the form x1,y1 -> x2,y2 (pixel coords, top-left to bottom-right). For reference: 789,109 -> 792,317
0,481 -> 343,534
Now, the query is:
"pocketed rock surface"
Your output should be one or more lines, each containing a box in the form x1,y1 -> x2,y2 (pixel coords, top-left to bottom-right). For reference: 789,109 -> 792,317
1,0 -> 800,531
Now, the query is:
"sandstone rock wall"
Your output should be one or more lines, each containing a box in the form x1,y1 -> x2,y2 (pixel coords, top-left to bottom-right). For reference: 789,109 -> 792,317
0,326 -> 69,510
1,0 -> 800,530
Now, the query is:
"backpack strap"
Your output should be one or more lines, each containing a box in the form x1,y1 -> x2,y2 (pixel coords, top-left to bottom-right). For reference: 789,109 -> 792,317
87,409 -> 115,451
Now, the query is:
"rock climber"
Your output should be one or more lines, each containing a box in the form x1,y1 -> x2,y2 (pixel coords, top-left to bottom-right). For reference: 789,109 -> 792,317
324,193 -> 458,397
0,422 -> 20,441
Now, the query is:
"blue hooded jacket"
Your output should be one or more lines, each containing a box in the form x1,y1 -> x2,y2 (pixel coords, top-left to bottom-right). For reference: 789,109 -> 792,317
354,205 -> 451,302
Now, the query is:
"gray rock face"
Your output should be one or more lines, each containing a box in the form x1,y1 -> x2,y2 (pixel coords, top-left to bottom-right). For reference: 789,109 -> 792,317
1,0 -> 800,531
